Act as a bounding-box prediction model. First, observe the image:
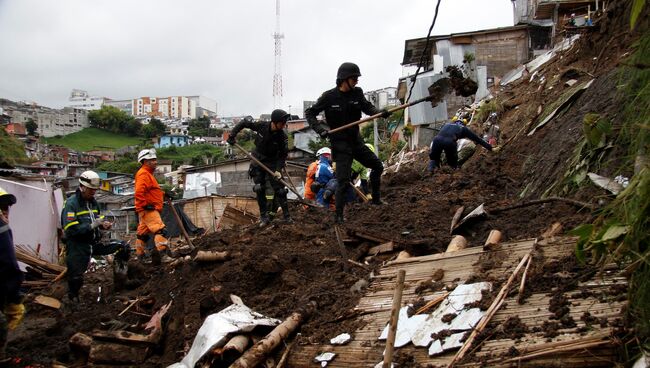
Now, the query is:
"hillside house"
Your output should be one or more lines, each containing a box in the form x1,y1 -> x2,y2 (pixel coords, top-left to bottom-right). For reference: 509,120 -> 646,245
93,190 -> 135,238
181,158 -> 306,200
4,122 -> 27,136
157,134 -> 191,148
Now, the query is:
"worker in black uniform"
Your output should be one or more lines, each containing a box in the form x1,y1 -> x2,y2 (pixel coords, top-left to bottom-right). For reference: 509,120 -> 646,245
427,119 -> 493,173
227,110 -> 292,226
305,62 -> 391,224
61,171 -> 129,304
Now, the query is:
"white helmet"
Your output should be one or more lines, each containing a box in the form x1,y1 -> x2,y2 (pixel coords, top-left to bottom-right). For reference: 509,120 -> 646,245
316,147 -> 331,156
79,170 -> 100,190
138,148 -> 157,163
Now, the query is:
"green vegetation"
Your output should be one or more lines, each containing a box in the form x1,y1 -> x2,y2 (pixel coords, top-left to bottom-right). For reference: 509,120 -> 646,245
25,119 -> 37,136
96,157 -> 141,175
88,105 -> 142,136
569,33 -> 650,340
157,144 -> 225,167
43,127 -> 143,151
474,99 -> 504,123
141,118 -> 166,138
0,129 -> 29,165
188,116 -> 222,137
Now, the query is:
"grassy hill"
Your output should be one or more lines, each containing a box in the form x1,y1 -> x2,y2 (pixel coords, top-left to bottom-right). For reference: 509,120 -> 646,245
43,127 -> 144,151
0,129 -> 29,165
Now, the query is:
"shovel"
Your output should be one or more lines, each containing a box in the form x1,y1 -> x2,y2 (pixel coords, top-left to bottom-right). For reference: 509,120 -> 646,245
232,143 -> 318,208
328,77 -> 450,134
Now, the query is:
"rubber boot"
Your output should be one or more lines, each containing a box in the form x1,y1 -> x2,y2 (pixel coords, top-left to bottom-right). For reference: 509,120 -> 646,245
259,214 -> 271,227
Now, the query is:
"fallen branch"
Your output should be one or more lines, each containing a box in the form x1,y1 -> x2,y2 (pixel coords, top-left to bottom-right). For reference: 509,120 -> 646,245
488,197 -> 594,213
448,252 -> 532,367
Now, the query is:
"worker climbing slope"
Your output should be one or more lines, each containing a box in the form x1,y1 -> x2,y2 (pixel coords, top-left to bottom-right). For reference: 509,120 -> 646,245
428,117 -> 494,173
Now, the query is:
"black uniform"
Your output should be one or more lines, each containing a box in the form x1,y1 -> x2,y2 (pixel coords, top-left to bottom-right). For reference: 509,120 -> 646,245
61,189 -> 121,300
230,120 -> 290,220
306,86 -> 384,218
429,122 -> 492,170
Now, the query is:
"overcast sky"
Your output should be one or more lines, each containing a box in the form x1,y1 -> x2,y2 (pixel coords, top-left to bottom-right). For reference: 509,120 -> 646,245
0,0 -> 514,117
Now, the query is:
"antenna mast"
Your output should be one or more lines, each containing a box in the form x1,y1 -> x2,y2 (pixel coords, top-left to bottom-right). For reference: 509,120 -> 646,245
272,0 -> 284,109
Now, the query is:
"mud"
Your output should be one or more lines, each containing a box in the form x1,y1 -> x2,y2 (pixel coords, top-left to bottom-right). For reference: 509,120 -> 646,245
5,1 -> 645,366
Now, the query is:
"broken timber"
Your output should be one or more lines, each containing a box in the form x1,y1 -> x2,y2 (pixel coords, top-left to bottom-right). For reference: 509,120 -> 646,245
286,237 -> 627,367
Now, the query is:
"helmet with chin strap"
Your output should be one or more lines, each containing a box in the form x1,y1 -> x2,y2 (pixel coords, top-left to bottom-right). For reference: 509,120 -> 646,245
316,147 -> 331,156
337,62 -> 361,80
79,170 -> 101,190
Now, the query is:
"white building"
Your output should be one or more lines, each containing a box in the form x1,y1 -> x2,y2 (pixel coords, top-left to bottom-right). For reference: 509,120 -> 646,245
68,89 -> 108,110
188,95 -> 218,117
364,87 -> 399,109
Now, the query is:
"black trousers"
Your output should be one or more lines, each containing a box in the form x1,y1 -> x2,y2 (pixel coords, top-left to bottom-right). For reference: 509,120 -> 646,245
333,141 -> 383,216
66,242 -> 120,299
429,136 -> 458,169
250,163 -> 289,218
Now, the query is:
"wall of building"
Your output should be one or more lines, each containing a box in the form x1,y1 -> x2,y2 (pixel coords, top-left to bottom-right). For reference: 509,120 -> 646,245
473,29 -> 529,78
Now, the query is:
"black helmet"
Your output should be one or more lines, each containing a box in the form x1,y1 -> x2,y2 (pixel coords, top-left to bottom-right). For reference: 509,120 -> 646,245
337,62 -> 361,80
271,109 -> 291,123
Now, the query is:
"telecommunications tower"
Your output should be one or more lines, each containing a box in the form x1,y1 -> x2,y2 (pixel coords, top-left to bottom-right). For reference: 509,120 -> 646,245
272,0 -> 284,108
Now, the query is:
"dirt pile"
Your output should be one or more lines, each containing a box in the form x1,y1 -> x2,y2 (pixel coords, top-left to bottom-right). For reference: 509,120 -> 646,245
5,1 -> 647,366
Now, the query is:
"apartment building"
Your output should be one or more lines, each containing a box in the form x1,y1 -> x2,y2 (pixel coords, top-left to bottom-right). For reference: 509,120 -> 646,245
0,99 -> 89,137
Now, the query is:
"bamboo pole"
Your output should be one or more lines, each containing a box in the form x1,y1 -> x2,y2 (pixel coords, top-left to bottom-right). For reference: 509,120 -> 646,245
193,250 -> 230,262
230,302 -> 316,368
415,291 -> 450,315
518,255 -> 533,303
382,269 -> 406,368
446,235 -> 467,253
449,252 -> 531,367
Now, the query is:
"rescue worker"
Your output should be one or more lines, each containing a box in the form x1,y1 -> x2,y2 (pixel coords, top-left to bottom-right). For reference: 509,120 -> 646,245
135,148 -> 173,263
61,171 -> 127,303
227,110 -> 292,226
0,186 -> 24,362
305,62 -> 391,223
304,147 -> 331,202
427,118 -> 493,173
314,148 -> 335,207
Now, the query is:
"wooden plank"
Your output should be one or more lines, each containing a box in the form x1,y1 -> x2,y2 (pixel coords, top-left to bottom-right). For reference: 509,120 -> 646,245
286,236 -> 624,367
368,241 -> 396,256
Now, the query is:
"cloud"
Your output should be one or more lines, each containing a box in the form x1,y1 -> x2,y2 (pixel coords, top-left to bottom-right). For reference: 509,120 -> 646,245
0,0 -> 513,117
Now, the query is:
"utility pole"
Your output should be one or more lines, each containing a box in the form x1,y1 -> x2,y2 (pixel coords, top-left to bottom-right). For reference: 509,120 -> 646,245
272,0 -> 284,109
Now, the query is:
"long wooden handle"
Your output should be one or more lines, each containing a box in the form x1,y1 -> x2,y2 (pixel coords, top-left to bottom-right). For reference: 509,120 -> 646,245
328,95 -> 433,134
232,143 -> 317,208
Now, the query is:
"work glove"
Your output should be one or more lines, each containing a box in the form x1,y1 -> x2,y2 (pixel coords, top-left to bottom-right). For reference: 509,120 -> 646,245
380,108 -> 392,119
273,171 -> 282,179
90,219 -> 104,229
143,204 -> 155,211
319,130 -> 329,139
4,303 -> 25,330
227,136 -> 236,145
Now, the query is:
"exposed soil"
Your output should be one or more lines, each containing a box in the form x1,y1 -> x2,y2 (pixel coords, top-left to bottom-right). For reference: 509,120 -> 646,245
4,1 -> 646,366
